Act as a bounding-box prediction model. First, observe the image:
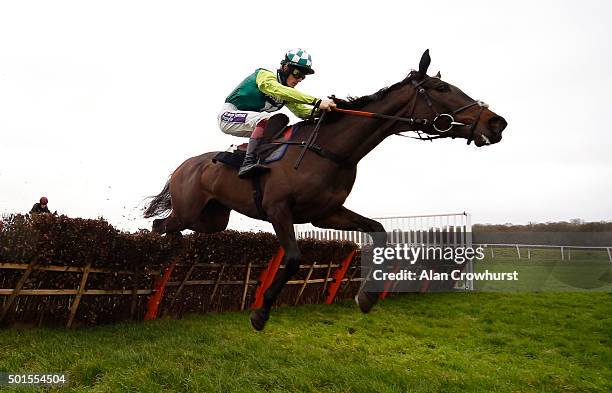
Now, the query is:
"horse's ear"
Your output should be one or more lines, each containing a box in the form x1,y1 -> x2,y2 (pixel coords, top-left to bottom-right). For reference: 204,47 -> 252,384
434,71 -> 441,78
418,49 -> 431,76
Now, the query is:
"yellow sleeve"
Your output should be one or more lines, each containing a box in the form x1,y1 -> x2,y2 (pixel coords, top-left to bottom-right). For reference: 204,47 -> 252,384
286,102 -> 319,119
256,69 -> 319,105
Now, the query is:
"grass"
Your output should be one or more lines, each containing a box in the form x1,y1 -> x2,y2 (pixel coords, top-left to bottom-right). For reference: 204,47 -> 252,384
474,248 -> 612,291
0,291 -> 611,393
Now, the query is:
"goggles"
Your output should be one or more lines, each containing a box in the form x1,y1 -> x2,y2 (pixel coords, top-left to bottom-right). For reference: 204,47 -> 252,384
290,68 -> 306,80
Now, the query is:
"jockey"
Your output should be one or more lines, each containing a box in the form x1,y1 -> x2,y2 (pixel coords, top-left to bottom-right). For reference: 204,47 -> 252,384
218,48 -> 336,178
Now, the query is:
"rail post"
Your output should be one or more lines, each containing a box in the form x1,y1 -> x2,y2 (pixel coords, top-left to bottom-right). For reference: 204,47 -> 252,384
0,260 -> 38,324
66,262 -> 92,328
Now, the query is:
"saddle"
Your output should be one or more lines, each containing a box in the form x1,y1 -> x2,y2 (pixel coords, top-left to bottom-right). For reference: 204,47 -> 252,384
212,125 -> 298,170
211,125 -> 298,222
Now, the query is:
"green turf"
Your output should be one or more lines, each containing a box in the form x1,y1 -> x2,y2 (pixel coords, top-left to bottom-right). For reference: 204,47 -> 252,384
474,248 -> 612,291
0,291 -> 610,393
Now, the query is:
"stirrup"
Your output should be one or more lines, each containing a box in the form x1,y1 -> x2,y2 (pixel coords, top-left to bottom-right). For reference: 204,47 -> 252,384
238,162 -> 269,179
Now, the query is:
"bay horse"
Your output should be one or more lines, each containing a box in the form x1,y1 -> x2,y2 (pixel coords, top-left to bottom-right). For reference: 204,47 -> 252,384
144,50 -> 507,330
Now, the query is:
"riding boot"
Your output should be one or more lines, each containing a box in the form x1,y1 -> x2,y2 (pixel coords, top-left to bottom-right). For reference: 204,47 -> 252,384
238,137 -> 269,178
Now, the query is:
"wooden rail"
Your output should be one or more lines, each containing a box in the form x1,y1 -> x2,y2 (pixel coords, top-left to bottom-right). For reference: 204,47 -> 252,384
0,250 -> 362,328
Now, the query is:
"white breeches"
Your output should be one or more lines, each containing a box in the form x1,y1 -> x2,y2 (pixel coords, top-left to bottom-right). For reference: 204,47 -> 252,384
217,103 -> 274,137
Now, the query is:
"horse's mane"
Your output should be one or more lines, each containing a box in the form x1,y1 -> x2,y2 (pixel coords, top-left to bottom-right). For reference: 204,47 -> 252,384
298,71 -> 417,126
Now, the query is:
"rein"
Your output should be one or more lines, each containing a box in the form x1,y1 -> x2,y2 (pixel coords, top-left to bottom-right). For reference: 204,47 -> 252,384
333,78 -> 489,145
293,111 -> 326,169
268,75 -> 490,169
331,108 -> 429,127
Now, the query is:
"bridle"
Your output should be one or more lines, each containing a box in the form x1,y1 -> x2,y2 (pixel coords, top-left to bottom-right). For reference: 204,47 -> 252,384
407,76 -> 489,145
332,74 -> 489,145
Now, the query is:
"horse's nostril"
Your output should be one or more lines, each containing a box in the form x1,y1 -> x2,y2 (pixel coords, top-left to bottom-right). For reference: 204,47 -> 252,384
488,116 -> 507,134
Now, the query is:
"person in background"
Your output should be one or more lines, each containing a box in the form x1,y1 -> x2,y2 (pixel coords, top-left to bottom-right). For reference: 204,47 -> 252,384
30,196 -> 51,214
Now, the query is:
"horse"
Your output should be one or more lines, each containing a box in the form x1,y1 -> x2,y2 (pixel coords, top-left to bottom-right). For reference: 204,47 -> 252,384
144,50 -> 507,330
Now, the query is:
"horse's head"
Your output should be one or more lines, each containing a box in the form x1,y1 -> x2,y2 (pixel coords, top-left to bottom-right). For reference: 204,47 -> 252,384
407,49 -> 507,146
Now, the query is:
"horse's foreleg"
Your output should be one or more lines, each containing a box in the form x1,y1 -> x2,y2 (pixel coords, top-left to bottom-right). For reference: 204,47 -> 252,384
312,206 -> 387,314
250,203 -> 301,331
312,206 -> 386,247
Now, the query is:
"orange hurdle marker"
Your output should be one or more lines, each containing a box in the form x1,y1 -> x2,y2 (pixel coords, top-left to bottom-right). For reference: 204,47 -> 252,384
325,249 -> 357,305
144,260 -> 179,321
251,247 -> 284,310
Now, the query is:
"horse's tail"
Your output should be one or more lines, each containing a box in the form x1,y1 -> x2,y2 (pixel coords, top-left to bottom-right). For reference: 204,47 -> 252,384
143,178 -> 172,218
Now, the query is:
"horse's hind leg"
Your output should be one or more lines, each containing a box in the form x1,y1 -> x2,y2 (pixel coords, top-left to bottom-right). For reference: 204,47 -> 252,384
312,206 -> 386,314
152,213 -> 184,234
250,202 -> 301,331
189,199 -> 231,233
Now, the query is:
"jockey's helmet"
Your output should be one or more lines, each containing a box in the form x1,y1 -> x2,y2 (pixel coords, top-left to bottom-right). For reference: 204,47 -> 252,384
40,196 -> 48,205
281,48 -> 315,75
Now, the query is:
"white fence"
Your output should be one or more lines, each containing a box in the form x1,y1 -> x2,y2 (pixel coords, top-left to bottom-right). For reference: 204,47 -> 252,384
294,212 -> 474,290
476,243 -> 612,262
295,212 -> 472,246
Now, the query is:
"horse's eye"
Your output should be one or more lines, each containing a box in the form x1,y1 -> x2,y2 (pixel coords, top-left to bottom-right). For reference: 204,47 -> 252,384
435,84 -> 451,92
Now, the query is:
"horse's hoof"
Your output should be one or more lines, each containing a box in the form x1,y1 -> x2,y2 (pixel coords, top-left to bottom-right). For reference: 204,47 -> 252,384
355,291 -> 378,314
250,310 -> 269,331
152,219 -> 165,234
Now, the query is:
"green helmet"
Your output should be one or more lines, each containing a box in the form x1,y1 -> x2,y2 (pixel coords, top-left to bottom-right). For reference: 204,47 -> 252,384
281,48 -> 315,74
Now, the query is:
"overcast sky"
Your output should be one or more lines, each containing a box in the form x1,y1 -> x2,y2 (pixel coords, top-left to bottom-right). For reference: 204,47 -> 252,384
1,0 -> 610,233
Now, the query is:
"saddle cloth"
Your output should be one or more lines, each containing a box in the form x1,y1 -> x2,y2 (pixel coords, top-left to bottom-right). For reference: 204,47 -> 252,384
213,125 -> 298,169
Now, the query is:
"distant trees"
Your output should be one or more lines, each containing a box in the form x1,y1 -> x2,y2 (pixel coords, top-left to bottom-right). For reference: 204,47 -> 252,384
473,220 -> 612,232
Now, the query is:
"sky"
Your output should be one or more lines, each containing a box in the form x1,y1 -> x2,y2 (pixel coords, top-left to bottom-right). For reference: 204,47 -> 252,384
1,0 -> 611,233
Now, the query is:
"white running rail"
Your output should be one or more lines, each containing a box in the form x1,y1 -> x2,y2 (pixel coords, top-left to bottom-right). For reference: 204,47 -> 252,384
294,212 -> 474,290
